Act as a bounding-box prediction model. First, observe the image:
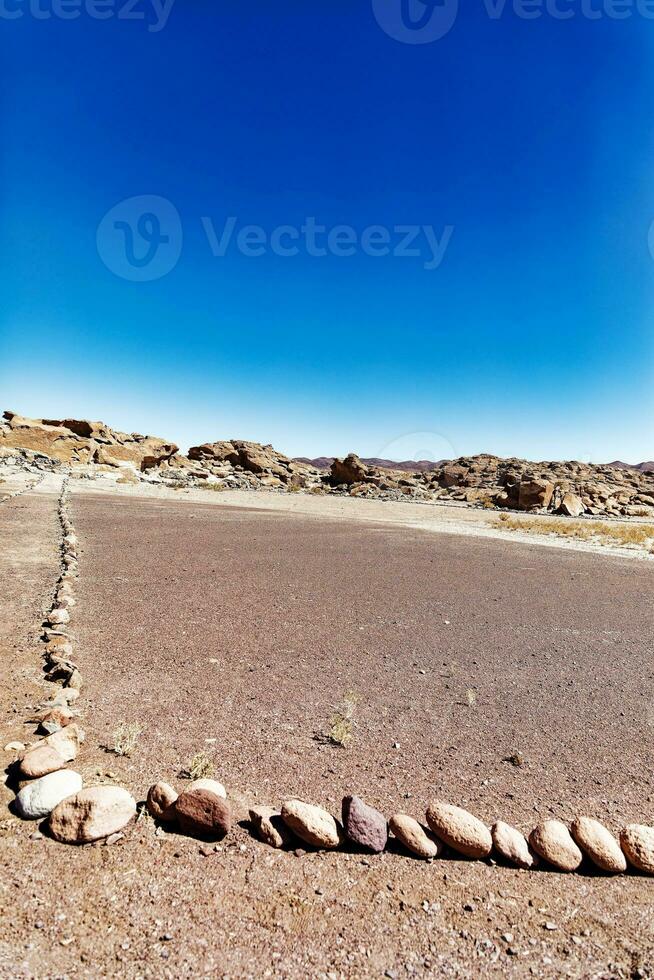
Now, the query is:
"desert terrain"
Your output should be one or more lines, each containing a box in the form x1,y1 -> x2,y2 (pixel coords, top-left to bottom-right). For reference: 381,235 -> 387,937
1,460 -> 653,978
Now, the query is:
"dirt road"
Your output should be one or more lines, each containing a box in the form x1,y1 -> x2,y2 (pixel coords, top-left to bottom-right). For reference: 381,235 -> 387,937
1,484 -> 653,978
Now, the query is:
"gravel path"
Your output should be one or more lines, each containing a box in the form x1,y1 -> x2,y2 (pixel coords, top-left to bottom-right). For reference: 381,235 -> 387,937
0,485 -> 653,978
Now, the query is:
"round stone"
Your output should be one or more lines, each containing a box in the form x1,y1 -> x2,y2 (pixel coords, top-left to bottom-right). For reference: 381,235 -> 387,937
249,805 -> 293,849
389,813 -> 441,859
620,824 -> 654,875
146,782 -> 178,821
47,608 -> 70,626
491,820 -> 537,869
16,770 -> 83,820
571,817 -> 626,873
19,745 -> 67,779
188,778 -> 226,798
175,789 -> 232,839
529,820 -> 582,871
49,786 -> 136,844
425,801 -> 492,859
281,799 -> 341,849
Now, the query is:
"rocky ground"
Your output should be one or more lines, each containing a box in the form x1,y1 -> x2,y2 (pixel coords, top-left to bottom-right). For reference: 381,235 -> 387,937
1,475 -> 653,978
2,410 -> 654,521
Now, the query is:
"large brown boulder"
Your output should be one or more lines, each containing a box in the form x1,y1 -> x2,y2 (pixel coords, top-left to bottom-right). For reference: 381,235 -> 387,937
330,453 -> 374,485
0,411 -> 177,471
559,491 -> 585,517
517,477 -> 554,511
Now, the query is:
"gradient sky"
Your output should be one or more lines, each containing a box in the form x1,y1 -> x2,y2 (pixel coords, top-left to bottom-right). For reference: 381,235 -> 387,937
1,2 -> 653,462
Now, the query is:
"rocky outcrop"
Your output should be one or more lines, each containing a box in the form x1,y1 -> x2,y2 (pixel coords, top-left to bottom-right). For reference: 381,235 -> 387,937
427,454 -> 654,519
186,439 -> 319,488
3,409 -> 653,520
329,453 -> 377,486
0,411 -> 177,471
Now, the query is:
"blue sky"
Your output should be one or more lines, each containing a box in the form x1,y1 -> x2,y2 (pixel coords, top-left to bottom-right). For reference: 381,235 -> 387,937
1,2 -> 653,462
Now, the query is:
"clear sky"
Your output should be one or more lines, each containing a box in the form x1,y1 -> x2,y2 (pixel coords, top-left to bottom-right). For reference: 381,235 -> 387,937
1,1 -> 653,462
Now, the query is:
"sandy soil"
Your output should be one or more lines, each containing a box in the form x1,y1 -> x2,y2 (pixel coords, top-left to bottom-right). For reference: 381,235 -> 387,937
1,480 -> 653,978
70,475 -> 654,562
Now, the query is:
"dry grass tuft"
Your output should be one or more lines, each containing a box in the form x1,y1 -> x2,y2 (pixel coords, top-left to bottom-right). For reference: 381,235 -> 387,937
111,722 -> 142,757
187,751 -> 214,780
328,689 -> 359,747
495,514 -> 654,551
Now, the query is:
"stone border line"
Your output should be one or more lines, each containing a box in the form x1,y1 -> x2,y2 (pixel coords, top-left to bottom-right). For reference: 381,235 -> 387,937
3,478 -> 654,870
4,476 -> 137,833
0,473 -> 44,503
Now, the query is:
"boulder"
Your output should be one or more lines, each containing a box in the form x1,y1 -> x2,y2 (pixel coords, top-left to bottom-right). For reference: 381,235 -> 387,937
570,817 -> 626,873
329,454 -> 371,486
16,770 -> 83,820
388,813 -> 441,859
249,805 -> 293,849
620,824 -> 654,874
518,477 -> 554,511
491,820 -> 537,869
49,786 -> 137,843
559,492 -> 585,517
280,799 -> 341,849
425,802 -> 492,859
529,820 -> 582,871
342,795 -> 387,853
146,782 -> 178,821
47,608 -> 70,626
175,789 -> 232,839
188,778 -> 226,798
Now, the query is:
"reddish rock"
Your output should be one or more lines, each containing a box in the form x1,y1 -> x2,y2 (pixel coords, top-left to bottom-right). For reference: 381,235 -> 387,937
518,477 -> 554,511
342,795 -> 387,853
18,745 -> 66,779
175,788 -> 232,839
146,782 -> 178,822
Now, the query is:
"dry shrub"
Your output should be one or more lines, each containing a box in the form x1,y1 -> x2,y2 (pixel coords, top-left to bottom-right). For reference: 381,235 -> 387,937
198,482 -> 226,492
328,689 -> 359,747
496,515 -> 654,550
111,722 -> 142,757
187,751 -> 214,779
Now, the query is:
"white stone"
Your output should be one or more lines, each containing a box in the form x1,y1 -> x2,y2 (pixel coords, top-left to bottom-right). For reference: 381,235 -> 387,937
16,770 -> 83,820
188,778 -> 226,799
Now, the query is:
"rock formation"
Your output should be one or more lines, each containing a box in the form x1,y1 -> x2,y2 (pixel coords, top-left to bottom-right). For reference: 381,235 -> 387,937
2,410 -> 653,520
0,411 -> 177,471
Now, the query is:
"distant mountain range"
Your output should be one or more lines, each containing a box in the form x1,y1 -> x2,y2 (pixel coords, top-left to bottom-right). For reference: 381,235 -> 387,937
296,456 -> 654,473
294,456 -> 445,472
607,461 -> 654,473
